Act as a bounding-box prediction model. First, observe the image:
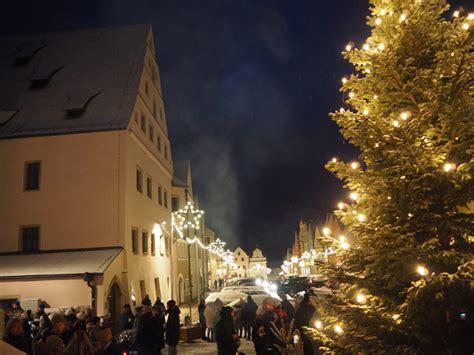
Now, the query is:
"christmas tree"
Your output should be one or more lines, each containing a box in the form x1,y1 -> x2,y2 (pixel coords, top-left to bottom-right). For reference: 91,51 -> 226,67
304,0 -> 474,353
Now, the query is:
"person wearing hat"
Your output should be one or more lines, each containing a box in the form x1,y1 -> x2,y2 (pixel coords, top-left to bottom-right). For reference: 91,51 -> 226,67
295,293 -> 316,355
242,295 -> 258,340
119,304 -> 135,331
165,300 -> 180,355
252,297 -> 283,354
215,306 -> 239,355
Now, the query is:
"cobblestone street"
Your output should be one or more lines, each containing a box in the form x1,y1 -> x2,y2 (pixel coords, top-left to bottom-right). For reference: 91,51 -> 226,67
176,338 -> 256,354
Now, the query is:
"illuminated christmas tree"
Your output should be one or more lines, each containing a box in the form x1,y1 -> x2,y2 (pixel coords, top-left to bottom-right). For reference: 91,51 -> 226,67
305,0 -> 474,353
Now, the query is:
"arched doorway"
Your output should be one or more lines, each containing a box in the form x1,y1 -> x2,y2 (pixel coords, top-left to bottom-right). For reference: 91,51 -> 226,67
178,275 -> 184,304
108,282 -> 122,333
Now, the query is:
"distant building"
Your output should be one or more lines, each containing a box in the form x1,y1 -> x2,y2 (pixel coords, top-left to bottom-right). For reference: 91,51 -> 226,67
233,247 -> 249,278
248,248 -> 268,279
0,25 -> 175,324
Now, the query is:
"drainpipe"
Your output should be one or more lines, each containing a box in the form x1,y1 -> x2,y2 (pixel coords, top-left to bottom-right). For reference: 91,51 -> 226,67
83,272 -> 97,314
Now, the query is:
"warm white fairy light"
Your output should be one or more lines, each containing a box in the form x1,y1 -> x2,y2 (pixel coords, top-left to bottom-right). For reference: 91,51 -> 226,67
373,94 -> 378,99
356,293 -> 367,304
357,213 -> 366,222
400,111 -> 410,121
349,91 -> 355,98
332,157 -> 338,162
443,162 -> 455,172
345,43 -> 352,51
365,68 -> 371,74
339,107 -> 345,113
377,43 -> 385,51
399,13 -> 407,22
337,202 -> 345,209
393,120 -> 400,127
334,325 -> 344,334
417,265 -> 428,276
340,241 -> 350,250
362,43 -> 370,51
363,109 -> 369,116
380,9 -> 386,16
351,161 -> 360,169
315,320 -> 323,329
339,235 -> 346,243
375,18 -> 382,25
342,77 -> 348,84
323,227 -> 331,236
349,192 -> 359,201
468,13 -> 474,20
462,23 -> 470,30
453,10 -> 460,17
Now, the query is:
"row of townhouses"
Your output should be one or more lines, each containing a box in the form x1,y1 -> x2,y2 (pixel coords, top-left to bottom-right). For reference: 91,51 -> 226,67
0,25 -> 222,324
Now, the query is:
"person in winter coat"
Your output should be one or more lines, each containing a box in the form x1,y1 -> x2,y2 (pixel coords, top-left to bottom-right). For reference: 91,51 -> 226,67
141,295 -> 152,306
154,297 -> 165,310
119,304 -> 135,331
252,297 -> 283,355
295,293 -> 316,355
198,300 -> 207,340
63,330 -> 94,355
242,295 -> 258,340
280,294 -> 295,322
135,306 -> 157,355
204,302 -> 216,341
3,318 -> 33,354
152,305 -> 166,352
165,300 -> 180,355
215,306 -> 239,355
41,314 -> 67,346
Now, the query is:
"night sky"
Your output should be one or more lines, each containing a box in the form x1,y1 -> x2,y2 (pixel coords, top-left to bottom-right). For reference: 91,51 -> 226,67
1,0 -> 462,261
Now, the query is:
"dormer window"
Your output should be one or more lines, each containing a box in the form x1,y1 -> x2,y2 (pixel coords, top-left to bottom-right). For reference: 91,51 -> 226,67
14,41 -> 46,66
0,110 -> 18,125
30,65 -> 64,89
65,89 -> 102,119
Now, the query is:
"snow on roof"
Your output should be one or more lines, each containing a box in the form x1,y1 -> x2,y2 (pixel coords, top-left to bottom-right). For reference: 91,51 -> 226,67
0,24 -> 149,139
0,247 -> 122,279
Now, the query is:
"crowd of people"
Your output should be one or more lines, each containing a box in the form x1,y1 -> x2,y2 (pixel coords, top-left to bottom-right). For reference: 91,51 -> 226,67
2,292 -> 317,354
1,296 -> 181,355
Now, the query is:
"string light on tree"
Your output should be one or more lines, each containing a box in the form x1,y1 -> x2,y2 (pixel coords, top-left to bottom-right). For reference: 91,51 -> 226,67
417,265 -> 428,276
337,202 -> 345,209
443,162 -> 456,172
334,325 -> 344,334
351,161 -> 360,169
350,192 -> 359,201
356,293 -> 367,304
315,320 -> 323,330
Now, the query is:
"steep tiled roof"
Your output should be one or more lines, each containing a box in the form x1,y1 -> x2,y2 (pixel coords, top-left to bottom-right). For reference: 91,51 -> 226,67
172,160 -> 190,187
0,24 -> 149,139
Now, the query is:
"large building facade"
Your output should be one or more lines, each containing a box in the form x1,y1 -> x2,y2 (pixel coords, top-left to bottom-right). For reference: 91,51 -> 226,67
0,25 -> 176,322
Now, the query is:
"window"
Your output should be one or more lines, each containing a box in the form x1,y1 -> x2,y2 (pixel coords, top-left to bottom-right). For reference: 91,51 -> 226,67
132,228 -> 139,254
140,280 -> 146,300
164,145 -> 168,160
151,233 -> 156,255
141,115 -> 146,133
24,162 -> 41,191
243,265 -> 246,269
160,234 -> 164,256
146,176 -> 152,199
238,252 -> 241,256
171,197 -> 179,212
153,101 -> 157,120
21,226 -> 40,252
145,81 -> 149,96
157,135 -> 161,151
158,186 -> 163,205
154,278 -> 161,298
241,257 -> 244,262
142,231 -> 148,255
136,168 -> 143,193
134,112 -> 138,123
164,190 -> 168,209
149,125 -> 154,142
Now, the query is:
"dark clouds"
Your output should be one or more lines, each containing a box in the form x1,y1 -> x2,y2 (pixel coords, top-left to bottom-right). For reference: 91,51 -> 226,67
0,0 -> 384,260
